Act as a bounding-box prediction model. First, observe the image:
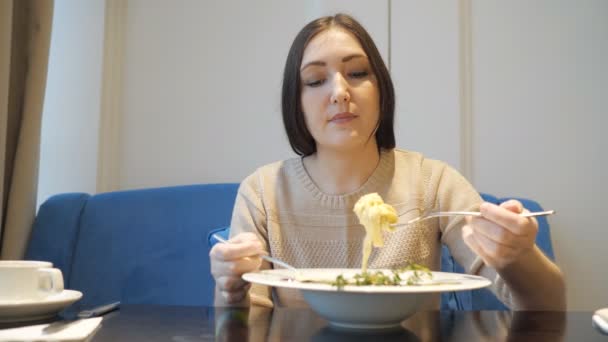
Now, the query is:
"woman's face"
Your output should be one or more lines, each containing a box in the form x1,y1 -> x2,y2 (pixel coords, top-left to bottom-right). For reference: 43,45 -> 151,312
300,28 -> 380,153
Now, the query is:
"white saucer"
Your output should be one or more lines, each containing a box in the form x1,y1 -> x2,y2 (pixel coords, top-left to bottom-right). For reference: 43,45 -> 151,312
0,290 -> 83,323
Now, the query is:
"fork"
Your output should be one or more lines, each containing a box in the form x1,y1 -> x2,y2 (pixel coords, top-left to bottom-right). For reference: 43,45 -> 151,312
211,234 -> 299,273
391,210 -> 555,228
212,234 -> 313,281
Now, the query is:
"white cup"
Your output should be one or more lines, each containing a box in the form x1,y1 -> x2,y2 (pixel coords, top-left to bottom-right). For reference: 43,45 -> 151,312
0,260 -> 64,302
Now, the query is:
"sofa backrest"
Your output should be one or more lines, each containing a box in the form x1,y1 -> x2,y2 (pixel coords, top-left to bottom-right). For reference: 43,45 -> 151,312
27,184 -> 554,311
26,193 -> 90,282
26,183 -> 239,309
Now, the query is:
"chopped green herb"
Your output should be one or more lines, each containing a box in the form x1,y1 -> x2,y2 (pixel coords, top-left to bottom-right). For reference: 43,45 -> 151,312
331,263 -> 433,289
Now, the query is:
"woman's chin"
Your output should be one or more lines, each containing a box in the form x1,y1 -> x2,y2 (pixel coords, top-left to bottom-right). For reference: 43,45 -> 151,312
320,137 -> 377,153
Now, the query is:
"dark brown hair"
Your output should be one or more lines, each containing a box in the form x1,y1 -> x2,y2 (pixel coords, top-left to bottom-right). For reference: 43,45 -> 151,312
281,13 -> 395,156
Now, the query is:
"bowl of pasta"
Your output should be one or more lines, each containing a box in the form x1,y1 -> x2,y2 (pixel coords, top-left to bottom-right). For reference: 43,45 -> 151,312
243,267 -> 491,330
244,193 -> 492,330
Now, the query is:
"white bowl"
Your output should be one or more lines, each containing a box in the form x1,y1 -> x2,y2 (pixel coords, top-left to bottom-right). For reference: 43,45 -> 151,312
243,268 -> 491,331
301,288 -> 431,330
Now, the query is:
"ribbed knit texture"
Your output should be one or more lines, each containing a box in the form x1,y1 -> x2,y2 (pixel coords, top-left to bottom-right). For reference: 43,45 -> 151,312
218,149 -> 512,308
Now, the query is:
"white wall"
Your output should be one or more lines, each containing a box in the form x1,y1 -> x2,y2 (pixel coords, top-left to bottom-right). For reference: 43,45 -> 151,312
471,0 -> 608,310
391,1 -> 462,170
37,0 -> 105,207
118,0 -> 388,189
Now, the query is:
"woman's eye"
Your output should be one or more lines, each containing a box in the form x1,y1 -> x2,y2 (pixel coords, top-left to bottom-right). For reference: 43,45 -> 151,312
349,70 -> 369,79
304,79 -> 325,87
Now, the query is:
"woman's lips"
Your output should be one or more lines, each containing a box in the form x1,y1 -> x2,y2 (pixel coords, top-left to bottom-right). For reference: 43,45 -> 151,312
329,112 -> 357,123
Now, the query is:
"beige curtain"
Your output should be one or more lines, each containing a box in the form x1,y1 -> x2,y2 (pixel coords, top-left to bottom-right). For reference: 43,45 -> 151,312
0,0 -> 53,259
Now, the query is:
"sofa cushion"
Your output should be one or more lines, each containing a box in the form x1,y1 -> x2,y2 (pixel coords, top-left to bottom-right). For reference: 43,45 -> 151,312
67,183 -> 239,308
26,193 -> 90,283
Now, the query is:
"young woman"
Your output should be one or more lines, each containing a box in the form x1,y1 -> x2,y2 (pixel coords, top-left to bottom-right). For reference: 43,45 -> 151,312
210,13 -> 565,310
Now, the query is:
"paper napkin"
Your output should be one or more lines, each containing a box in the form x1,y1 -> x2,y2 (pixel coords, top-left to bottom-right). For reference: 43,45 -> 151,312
0,317 -> 102,341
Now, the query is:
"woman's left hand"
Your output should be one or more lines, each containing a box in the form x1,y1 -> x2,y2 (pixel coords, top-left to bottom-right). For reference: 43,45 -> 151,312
462,200 -> 538,270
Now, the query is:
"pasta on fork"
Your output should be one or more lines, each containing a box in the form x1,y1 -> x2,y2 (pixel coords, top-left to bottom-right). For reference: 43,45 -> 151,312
353,193 -> 398,272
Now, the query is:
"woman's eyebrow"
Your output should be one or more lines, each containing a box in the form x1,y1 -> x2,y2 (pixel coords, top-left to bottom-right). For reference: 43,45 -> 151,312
300,54 -> 367,71
342,54 -> 366,63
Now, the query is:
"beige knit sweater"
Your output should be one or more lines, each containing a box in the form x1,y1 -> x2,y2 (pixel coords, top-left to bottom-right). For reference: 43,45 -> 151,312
216,149 -> 514,308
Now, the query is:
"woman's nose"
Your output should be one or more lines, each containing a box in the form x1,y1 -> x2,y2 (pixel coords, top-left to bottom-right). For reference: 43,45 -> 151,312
330,74 -> 351,104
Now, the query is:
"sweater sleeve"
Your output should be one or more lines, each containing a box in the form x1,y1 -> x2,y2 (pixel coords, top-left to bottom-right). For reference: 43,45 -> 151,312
434,163 -> 516,308
230,172 -> 269,247
213,171 -> 273,307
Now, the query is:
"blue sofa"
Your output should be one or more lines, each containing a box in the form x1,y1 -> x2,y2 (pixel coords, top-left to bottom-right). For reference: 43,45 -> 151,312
25,183 -> 554,311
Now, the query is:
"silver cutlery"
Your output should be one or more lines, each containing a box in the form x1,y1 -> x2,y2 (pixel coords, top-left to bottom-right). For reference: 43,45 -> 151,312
391,210 -> 555,228
212,234 -> 299,273
76,301 -> 120,318
42,301 -> 120,333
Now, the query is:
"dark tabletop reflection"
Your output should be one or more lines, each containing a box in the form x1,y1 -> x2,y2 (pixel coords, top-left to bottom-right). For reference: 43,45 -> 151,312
507,311 -> 567,341
311,326 -> 420,342
78,305 -> 607,341
439,310 -> 567,342
214,307 -> 571,342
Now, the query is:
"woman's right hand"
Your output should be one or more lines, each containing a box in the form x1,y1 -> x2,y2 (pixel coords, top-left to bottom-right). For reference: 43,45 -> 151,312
210,232 -> 265,304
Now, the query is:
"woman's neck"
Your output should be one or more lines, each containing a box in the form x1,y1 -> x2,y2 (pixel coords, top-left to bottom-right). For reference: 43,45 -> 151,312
303,143 -> 381,195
